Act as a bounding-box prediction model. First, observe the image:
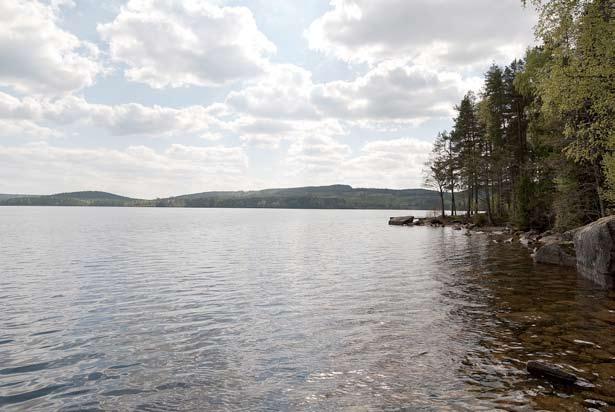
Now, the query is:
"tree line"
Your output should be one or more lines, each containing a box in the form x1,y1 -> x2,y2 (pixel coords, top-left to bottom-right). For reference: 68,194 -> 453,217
424,0 -> 614,230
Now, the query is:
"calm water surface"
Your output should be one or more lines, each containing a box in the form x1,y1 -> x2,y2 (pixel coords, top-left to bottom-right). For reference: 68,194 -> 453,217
0,207 -> 614,411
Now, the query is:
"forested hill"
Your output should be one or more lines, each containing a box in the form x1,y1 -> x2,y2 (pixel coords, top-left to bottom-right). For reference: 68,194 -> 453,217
0,194 -> 33,202
158,185 -> 457,209
0,186 -> 458,210
0,191 -> 147,207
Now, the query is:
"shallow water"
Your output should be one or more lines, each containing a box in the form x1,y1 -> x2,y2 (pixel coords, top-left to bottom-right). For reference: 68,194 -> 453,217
0,207 -> 613,411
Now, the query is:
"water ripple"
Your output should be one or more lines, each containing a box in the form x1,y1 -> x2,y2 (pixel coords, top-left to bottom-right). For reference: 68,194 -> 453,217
0,207 -> 613,411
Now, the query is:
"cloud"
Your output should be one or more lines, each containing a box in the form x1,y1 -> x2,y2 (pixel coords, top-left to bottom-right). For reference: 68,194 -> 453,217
0,119 -> 60,139
223,59 -> 475,142
98,0 -> 276,88
0,92 -> 219,137
0,0 -> 102,95
226,116 -> 346,148
225,64 -> 319,120
0,142 -> 250,198
280,136 -> 432,189
285,135 -> 352,173
342,137 -> 432,188
306,0 -> 535,67
312,60 -> 475,123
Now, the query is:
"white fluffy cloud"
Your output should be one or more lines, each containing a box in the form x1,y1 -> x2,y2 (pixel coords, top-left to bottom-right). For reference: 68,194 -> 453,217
313,60 -> 476,122
225,116 -> 346,147
0,1 -> 538,194
226,64 -> 319,120
0,92 -> 220,138
342,137 -> 432,188
0,0 -> 102,95
306,0 -> 535,67
279,136 -> 432,189
223,60 -> 475,140
0,143 -> 250,198
0,119 -> 60,139
98,0 -> 276,88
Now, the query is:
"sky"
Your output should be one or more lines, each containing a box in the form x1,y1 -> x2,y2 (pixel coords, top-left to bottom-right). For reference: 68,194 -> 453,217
0,0 -> 537,198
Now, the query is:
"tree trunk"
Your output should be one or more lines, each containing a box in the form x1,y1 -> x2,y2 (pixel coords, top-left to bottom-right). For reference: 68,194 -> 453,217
467,184 -> 473,217
447,139 -> 456,216
439,186 -> 445,218
451,188 -> 456,216
497,174 -> 503,217
474,176 -> 479,215
485,181 -> 494,225
594,162 -> 606,217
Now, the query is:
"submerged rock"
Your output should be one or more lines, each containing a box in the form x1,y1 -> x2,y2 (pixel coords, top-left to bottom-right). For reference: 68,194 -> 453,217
388,216 -> 414,226
533,242 -> 576,267
527,361 -> 578,384
573,215 -> 615,284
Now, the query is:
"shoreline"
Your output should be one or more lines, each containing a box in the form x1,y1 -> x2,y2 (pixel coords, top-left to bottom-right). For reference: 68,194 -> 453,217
389,214 -> 615,289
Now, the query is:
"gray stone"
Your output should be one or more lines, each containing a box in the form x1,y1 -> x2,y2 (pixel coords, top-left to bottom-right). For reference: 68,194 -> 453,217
533,242 -> 576,267
539,233 -> 564,244
562,227 -> 581,241
573,215 -> 615,284
388,216 -> 414,226
527,361 -> 578,384
520,230 -> 540,247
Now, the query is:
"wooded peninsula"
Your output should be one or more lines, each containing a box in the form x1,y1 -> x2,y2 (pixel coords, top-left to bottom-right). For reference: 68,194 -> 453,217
423,0 -> 614,232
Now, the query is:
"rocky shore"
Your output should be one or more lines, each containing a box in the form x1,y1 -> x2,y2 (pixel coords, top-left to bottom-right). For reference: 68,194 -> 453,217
389,215 -> 615,288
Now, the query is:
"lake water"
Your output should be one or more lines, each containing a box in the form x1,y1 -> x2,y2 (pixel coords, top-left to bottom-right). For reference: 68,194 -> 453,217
0,207 -> 614,411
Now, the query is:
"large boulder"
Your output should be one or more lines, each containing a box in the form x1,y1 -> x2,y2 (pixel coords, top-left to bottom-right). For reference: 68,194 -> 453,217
533,242 -> 576,267
388,216 -> 414,226
574,216 -> 615,284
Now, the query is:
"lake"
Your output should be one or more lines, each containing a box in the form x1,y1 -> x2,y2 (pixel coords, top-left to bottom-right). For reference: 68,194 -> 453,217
0,207 -> 614,411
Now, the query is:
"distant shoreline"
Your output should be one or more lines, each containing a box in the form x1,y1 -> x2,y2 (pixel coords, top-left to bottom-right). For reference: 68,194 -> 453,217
0,204 -> 441,212
0,186 -> 465,211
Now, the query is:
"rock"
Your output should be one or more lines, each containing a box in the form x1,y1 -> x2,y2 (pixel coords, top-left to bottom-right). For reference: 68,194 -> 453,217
389,216 -> 414,226
519,230 -> 540,247
533,242 -> 576,267
430,218 -> 443,226
562,227 -> 580,241
583,399 -> 609,409
527,361 -> 578,384
539,233 -> 564,244
453,225 -> 462,231
573,215 -> 615,284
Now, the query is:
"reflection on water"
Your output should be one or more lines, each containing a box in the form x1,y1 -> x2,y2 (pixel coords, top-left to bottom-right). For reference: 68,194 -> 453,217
0,207 -> 613,411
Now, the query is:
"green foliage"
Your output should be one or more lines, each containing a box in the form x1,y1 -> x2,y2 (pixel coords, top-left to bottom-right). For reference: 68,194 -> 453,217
425,0 -> 612,229
423,134 -> 450,217
525,0 -> 614,208
553,175 -> 585,231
